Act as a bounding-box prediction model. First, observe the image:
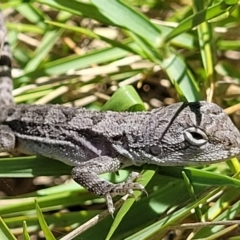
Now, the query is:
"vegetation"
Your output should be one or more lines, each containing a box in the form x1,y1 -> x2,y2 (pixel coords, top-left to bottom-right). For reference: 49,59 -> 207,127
1,0 -> 240,239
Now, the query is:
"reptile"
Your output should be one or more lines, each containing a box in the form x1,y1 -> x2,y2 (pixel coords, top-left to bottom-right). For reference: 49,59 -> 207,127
1,12 -> 240,215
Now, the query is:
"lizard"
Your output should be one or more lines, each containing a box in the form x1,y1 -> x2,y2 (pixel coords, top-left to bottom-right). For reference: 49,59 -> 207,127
1,12 -> 240,216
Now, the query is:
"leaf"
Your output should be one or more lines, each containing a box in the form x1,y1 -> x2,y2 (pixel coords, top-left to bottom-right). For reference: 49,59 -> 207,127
35,201 -> 56,240
162,51 -> 201,101
22,222 -> 31,240
0,216 -> 17,240
91,0 -> 162,47
164,1 -> 237,42
160,166 -> 240,187
106,166 -> 156,240
102,85 -> 145,111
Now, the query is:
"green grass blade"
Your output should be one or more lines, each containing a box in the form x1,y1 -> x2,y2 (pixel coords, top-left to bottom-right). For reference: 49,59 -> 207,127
0,217 -> 17,240
22,222 -> 31,240
45,21 -> 144,56
106,167 -> 156,240
37,0 -> 114,25
0,156 -> 71,177
24,28 -> 64,72
125,188 -> 218,239
35,201 -> 56,240
162,51 -> 201,101
160,166 -> 240,187
91,0 -> 162,47
34,44 -> 132,76
194,188 -> 240,238
192,0 -> 215,101
164,1 -> 237,42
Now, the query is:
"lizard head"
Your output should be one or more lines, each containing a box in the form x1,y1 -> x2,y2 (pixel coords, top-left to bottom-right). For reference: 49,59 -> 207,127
139,101 -> 240,166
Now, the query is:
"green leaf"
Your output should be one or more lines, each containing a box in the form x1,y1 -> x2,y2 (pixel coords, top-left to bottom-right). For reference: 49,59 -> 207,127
106,166 -> 156,240
35,201 -> 56,240
22,222 -> 31,240
164,1 -> 237,42
24,28 -> 64,73
182,171 -> 202,221
125,184 -> 216,239
45,20 -> 143,56
194,188 -> 240,238
160,166 -> 240,187
0,216 -> 17,240
192,0 -> 215,100
37,0 -> 115,25
162,51 -> 201,101
102,85 -> 145,111
34,44 -> 132,76
0,156 -> 71,178
91,0 -> 162,48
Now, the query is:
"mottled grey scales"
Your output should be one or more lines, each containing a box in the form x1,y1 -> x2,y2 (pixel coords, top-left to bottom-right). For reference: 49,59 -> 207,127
1,12 -> 240,215
0,11 -> 13,106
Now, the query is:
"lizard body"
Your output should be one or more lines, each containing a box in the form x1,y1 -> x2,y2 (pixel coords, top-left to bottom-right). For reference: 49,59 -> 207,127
1,102 -> 240,167
1,12 -> 240,215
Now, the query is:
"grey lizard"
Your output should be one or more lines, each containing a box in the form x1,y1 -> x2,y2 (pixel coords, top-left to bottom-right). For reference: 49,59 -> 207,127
1,12 -> 240,215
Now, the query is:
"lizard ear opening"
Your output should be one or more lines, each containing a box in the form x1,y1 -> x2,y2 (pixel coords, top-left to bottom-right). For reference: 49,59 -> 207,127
184,127 -> 208,146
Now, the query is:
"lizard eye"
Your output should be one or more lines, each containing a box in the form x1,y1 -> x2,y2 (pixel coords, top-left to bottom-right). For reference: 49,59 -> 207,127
184,127 -> 208,146
150,145 -> 162,156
